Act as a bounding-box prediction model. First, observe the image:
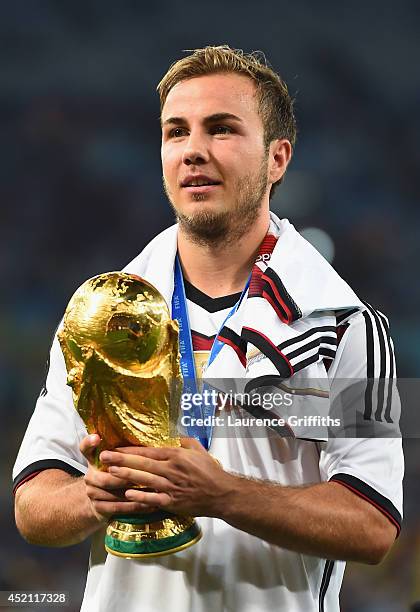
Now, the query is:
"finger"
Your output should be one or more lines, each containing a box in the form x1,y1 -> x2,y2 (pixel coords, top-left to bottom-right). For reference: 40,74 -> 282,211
107,466 -> 171,491
85,468 -> 134,490
93,500 -> 158,516
80,434 -> 101,461
125,489 -> 172,508
114,446 -> 174,461
128,504 -> 160,513
180,437 -> 206,452
86,486 -> 130,503
100,451 -> 174,478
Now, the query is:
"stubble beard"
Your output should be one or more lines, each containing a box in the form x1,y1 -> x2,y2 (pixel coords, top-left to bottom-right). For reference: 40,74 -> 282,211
163,157 -> 269,249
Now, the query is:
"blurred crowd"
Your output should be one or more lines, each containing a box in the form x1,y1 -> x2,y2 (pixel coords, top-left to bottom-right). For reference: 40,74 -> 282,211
1,2 -> 419,610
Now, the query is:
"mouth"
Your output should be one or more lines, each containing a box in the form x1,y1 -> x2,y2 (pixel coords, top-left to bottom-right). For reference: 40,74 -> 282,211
181,175 -> 222,193
183,184 -> 221,194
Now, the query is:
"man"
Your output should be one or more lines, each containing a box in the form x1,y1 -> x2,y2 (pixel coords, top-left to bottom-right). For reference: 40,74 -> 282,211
13,46 -> 403,612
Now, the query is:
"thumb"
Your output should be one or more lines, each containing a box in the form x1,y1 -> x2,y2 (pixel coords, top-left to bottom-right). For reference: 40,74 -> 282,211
80,433 -> 101,463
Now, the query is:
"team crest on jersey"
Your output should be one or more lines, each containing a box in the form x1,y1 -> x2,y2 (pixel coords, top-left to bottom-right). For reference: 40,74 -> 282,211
246,346 -> 266,371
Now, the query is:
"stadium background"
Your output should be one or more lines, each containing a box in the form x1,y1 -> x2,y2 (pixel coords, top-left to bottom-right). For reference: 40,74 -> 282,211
1,2 -> 419,610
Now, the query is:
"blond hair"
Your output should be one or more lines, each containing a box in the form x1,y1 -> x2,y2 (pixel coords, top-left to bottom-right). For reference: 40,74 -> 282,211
157,45 -> 297,195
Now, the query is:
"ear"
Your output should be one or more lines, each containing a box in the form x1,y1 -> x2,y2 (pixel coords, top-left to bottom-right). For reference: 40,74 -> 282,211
268,139 -> 292,185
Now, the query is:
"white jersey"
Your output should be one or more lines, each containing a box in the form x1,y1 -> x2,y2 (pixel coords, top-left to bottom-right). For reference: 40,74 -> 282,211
13,217 -> 404,612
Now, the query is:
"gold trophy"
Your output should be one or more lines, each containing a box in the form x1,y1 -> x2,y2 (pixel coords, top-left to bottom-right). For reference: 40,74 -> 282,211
58,272 -> 202,558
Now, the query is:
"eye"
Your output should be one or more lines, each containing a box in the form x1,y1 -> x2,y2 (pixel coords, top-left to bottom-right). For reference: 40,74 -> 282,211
211,125 -> 233,135
168,127 -> 188,138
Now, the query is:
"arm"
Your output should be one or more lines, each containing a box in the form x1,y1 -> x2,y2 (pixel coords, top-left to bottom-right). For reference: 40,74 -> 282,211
15,468 -> 103,547
215,470 -> 396,564
99,438 -> 396,564
14,434 -> 152,547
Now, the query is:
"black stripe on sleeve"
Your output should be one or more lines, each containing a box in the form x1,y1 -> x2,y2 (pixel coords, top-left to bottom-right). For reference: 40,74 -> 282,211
290,353 -> 320,374
278,326 -> 336,351
13,460 -> 84,494
365,304 -> 387,421
362,310 -> 375,420
330,473 -> 402,536
336,307 -> 359,325
319,560 -> 334,612
287,338 -> 321,361
377,311 -> 395,424
286,336 -> 337,362
363,303 -> 393,423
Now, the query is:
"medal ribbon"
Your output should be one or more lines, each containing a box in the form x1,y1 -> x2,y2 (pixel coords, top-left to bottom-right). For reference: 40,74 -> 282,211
172,255 -> 250,449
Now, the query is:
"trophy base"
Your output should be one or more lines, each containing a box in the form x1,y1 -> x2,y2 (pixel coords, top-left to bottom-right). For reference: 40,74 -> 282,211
104,511 -> 202,558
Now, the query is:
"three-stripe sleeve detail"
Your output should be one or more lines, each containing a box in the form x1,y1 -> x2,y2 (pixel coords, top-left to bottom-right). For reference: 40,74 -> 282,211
362,303 -> 395,423
377,311 -> 396,424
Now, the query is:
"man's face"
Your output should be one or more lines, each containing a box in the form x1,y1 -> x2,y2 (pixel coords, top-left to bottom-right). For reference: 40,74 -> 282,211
161,73 -> 271,245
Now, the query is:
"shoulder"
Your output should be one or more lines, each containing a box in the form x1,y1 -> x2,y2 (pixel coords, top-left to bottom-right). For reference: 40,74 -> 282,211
328,304 -> 399,430
332,304 -> 395,377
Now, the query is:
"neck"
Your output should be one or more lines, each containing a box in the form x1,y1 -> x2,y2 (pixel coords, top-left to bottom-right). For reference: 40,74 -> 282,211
177,209 -> 270,298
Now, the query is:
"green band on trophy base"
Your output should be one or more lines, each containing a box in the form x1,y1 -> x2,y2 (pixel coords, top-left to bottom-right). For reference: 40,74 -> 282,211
113,510 -> 175,525
105,521 -> 202,558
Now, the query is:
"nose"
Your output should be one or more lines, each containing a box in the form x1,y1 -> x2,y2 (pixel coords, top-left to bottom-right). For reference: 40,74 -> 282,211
182,132 -> 209,166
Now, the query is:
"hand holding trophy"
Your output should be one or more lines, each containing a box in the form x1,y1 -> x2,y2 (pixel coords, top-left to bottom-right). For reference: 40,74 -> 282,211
58,272 -> 202,558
